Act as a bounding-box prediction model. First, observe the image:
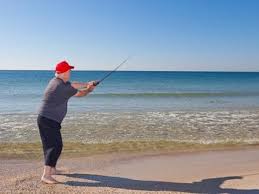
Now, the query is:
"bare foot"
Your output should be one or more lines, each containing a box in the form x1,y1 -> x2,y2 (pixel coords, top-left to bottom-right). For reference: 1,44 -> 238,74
51,168 -> 63,175
41,175 -> 59,184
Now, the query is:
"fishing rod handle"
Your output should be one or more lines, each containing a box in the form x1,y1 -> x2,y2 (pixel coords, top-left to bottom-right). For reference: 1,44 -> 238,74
93,80 -> 100,86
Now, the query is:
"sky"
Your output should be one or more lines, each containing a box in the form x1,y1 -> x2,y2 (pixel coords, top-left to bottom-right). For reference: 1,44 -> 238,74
0,0 -> 258,71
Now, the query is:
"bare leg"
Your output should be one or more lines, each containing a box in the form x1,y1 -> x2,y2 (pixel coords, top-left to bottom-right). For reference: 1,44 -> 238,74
51,167 -> 64,175
51,167 -> 56,175
41,166 -> 58,184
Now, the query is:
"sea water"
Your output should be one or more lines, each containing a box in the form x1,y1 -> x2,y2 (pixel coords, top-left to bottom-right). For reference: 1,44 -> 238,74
1,70 -> 259,145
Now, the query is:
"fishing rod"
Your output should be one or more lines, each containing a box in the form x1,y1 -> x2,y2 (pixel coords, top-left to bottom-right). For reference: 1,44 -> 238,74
79,57 -> 130,90
93,56 -> 130,86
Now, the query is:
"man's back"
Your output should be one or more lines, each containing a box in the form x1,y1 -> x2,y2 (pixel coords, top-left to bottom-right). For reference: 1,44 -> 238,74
38,77 -> 77,123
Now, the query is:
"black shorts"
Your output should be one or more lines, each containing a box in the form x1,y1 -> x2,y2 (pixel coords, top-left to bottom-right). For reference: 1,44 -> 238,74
37,115 -> 63,167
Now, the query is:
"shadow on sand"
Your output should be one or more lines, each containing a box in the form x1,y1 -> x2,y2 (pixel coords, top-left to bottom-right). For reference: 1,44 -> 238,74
63,173 -> 259,194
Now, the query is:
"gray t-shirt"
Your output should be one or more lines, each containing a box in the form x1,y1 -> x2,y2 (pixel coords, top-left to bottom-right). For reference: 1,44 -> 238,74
38,77 -> 78,123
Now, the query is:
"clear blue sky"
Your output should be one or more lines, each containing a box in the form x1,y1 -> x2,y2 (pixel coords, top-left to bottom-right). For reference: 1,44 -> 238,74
0,0 -> 258,71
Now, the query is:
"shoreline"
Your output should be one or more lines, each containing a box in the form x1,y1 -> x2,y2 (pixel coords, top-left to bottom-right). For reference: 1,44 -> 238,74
1,147 -> 259,193
1,140 -> 259,160
2,110 -> 259,145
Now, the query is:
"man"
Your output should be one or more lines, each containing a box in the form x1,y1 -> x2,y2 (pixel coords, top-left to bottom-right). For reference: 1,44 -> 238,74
37,61 -> 96,184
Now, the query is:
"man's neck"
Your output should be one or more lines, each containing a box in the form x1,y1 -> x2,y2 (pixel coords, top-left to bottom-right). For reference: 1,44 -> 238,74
56,76 -> 68,83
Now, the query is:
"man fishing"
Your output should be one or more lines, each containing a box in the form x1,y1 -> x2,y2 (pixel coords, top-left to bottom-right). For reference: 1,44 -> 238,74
37,61 -> 96,184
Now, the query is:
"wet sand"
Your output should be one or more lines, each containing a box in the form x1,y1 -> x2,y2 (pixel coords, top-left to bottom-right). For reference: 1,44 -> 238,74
1,148 -> 259,194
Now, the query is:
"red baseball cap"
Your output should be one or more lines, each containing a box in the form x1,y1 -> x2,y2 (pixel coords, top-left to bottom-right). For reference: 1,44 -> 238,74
55,61 -> 74,74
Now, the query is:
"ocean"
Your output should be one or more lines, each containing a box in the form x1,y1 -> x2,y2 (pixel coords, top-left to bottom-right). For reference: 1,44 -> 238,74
1,70 -> 259,147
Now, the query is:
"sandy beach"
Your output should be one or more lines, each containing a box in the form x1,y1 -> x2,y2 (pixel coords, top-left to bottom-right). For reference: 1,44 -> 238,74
1,0 -> 259,193
1,147 -> 259,194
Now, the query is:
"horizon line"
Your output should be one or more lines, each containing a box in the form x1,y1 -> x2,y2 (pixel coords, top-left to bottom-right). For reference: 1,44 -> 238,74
0,69 -> 259,73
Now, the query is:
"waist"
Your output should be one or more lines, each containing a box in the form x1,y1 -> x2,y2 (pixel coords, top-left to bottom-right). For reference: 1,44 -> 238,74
38,114 -> 62,125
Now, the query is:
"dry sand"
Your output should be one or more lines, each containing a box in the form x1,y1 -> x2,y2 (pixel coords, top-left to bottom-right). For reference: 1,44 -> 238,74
1,147 -> 259,194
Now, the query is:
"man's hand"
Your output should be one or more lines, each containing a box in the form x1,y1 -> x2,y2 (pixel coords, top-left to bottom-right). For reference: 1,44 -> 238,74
71,81 -> 96,91
73,81 -> 96,97
86,81 -> 96,92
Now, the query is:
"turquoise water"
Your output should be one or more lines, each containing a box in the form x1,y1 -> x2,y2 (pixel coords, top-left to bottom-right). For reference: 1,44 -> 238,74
1,71 -> 259,113
1,70 -> 259,144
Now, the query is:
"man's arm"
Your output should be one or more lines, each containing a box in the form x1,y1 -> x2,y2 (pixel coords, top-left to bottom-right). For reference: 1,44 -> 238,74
71,82 -> 88,90
74,90 -> 90,97
73,82 -> 96,97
